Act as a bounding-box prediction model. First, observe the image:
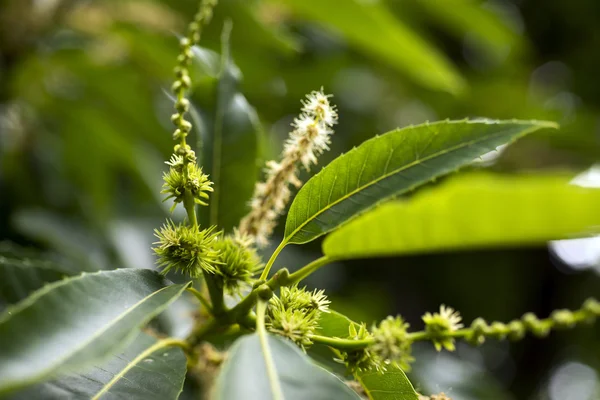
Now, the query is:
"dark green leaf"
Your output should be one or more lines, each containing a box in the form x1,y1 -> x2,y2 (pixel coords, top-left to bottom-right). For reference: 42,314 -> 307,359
0,269 -> 189,395
198,23 -> 263,231
0,257 -> 68,307
12,210 -> 108,271
278,0 -> 464,93
323,174 -> 600,259
417,0 -> 523,59
317,311 -> 419,400
213,333 -> 360,400
284,119 -> 557,245
10,332 -> 187,400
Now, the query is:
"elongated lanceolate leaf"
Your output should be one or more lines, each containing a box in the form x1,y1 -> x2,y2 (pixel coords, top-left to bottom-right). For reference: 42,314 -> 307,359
284,119 -> 557,245
0,257 -> 68,308
317,311 -> 419,400
323,174 -> 600,259
278,0 -> 464,93
198,24 -> 263,231
0,269 -> 189,395
10,332 -> 187,400
213,333 -> 360,400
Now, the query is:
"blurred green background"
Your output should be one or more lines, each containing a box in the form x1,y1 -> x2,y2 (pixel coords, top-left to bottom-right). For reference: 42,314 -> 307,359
1,0 -> 599,398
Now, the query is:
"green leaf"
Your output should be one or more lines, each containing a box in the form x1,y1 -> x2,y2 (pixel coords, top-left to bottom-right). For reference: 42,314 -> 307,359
12,210 -> 108,271
198,23 -> 263,231
213,333 -> 361,400
323,173 -> 600,259
0,269 -> 189,395
416,0 -> 523,59
10,332 -> 187,400
0,257 -> 68,307
284,119 -> 557,245
357,370 -> 419,400
277,0 -> 464,93
317,310 -> 360,338
317,311 -> 419,400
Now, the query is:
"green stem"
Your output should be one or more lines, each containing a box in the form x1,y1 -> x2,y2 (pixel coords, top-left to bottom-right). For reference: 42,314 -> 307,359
183,191 -> 198,229
202,270 -> 225,317
186,287 -> 213,314
309,334 -> 372,350
188,317 -> 220,346
287,256 -> 335,285
260,240 -> 286,280
228,268 -> 290,321
187,269 -> 290,344
257,300 -> 284,400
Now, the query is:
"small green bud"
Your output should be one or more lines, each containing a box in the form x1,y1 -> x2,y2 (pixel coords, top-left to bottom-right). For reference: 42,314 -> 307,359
258,285 -> 273,301
488,322 -> 509,340
173,129 -> 184,141
174,143 -> 191,156
507,320 -> 526,341
171,113 -> 182,125
179,37 -> 191,48
175,98 -> 190,113
171,80 -> 183,94
522,313 -> 550,337
179,120 -> 193,133
467,318 -> 488,346
582,298 -> 600,317
180,74 -> 192,89
272,268 -> 290,286
189,22 -> 200,34
551,310 -> 575,329
174,66 -> 185,78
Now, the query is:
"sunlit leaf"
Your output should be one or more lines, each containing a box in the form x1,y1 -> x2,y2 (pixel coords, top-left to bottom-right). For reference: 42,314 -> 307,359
284,119 -> 557,245
416,0 -> 523,59
323,174 -> 600,259
0,269 -> 189,395
276,0 -> 465,93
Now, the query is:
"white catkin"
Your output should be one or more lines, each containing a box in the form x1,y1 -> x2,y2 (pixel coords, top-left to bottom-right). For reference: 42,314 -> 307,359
239,89 -> 338,246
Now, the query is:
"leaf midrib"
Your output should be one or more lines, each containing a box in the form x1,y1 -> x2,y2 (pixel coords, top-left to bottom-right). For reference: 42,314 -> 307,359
286,123 -> 544,242
91,338 -> 182,400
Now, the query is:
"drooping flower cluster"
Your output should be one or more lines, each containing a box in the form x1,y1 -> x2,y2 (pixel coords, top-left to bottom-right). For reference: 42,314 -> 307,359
422,305 -> 463,351
239,89 -> 338,246
266,285 -> 330,348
